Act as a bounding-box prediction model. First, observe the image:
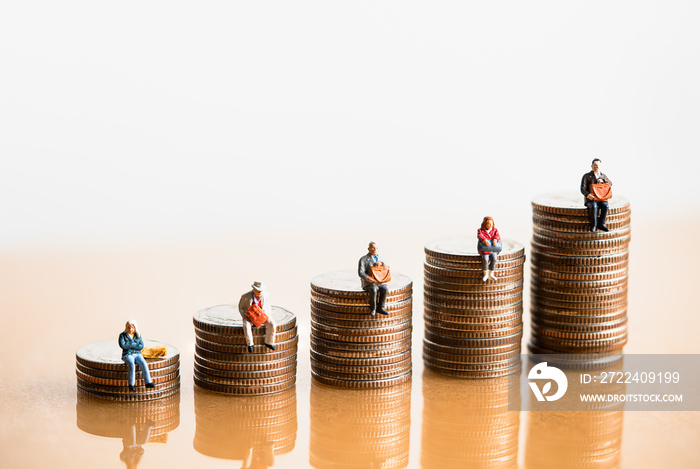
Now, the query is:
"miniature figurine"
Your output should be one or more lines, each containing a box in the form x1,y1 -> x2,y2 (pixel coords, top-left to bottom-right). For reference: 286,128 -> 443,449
358,241 -> 391,316
118,320 -> 155,392
238,281 -> 277,353
477,216 -> 502,281
580,158 -> 613,232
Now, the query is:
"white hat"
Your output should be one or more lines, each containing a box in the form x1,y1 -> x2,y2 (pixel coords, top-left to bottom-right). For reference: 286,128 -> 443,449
251,281 -> 266,291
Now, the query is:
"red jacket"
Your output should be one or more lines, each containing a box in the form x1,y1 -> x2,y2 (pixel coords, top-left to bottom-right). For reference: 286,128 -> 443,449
477,228 -> 500,254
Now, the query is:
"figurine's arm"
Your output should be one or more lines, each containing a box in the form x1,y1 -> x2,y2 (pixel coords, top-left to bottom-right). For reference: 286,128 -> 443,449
358,257 -> 369,279
119,333 -> 143,352
262,292 -> 272,314
601,173 -> 612,185
493,229 -> 501,243
581,173 -> 591,198
238,294 -> 250,316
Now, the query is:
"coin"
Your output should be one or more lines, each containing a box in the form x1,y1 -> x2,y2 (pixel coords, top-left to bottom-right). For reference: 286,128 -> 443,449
311,370 -> 412,389
194,368 -> 296,387
310,270 -> 413,298
311,324 -> 412,344
424,294 -> 523,310
424,308 -> 522,326
311,362 -> 412,381
425,238 -> 525,262
423,277 -> 523,294
423,361 -> 521,378
310,310 -> 413,329
425,263 -> 525,279
77,384 -> 181,402
194,344 -> 297,363
310,349 -> 411,367
193,305 -> 296,334
424,255 -> 526,271
531,193 -> 630,215
424,330 -> 523,348
424,301 -> 523,318
310,335 -> 412,354
310,297 -> 413,315
310,319 -> 412,337
194,326 -> 297,345
425,322 -> 523,339
422,346 -> 521,364
532,224 -> 631,240
194,375 -> 296,395
76,361 -> 180,380
196,335 -> 299,354
194,361 -> 297,379
76,340 -> 179,371
76,368 -> 180,387
530,250 -> 629,267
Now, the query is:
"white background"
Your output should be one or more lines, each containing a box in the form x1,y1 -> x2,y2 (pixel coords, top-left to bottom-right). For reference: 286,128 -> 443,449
2,1 -> 699,246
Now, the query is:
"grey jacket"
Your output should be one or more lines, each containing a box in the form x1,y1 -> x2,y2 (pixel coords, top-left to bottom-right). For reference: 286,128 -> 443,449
358,253 -> 389,288
580,171 -> 612,204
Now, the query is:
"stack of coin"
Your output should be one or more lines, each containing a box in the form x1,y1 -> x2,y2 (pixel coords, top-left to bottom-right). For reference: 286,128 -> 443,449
310,380 -> 411,468
529,193 -> 631,355
193,386 -> 297,461
193,305 -> 297,394
310,270 -> 413,389
76,392 -> 180,442
423,237 -> 525,378
422,370 -> 520,468
75,340 -> 180,402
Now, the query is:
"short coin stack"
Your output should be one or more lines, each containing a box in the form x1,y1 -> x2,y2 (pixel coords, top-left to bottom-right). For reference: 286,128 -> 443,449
423,238 -> 525,377
193,386 -> 297,461
193,305 -> 298,395
310,270 -> 413,389
529,193 -> 631,355
75,340 -> 180,401
422,371 -> 520,468
310,380 -> 411,468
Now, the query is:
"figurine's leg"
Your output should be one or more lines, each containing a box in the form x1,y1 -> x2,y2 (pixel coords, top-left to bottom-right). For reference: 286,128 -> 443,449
481,254 -> 489,281
489,254 -> 498,279
133,353 -> 153,386
243,320 -> 254,352
264,315 -> 277,350
598,201 -> 609,230
586,200 -> 599,231
123,355 -> 137,390
363,284 -> 378,315
377,283 -> 389,315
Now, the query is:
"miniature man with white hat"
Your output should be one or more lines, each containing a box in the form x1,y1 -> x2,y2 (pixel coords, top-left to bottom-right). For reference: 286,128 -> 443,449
237,281 -> 277,353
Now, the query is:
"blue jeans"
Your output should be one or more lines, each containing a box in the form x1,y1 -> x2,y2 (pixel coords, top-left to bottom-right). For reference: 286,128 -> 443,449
481,253 -> 498,270
123,354 -> 153,386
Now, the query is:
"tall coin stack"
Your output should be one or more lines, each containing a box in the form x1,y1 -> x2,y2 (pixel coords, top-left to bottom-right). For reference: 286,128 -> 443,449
75,340 -> 180,401
310,270 -> 413,389
423,238 -> 525,377
529,194 -> 631,355
193,305 -> 298,394
310,380 -> 411,468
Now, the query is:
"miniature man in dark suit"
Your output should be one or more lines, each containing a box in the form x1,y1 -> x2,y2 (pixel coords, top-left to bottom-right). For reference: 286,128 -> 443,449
580,158 -> 613,232
358,241 -> 389,316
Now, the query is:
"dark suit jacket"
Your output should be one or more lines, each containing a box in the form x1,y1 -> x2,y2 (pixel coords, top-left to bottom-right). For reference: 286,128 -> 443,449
580,171 -> 612,204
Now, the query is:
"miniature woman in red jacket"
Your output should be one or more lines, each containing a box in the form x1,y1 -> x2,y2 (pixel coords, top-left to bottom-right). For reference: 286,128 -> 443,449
477,216 -> 501,282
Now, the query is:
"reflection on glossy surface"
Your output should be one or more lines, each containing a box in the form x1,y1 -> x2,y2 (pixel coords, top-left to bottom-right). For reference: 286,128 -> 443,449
421,370 -> 520,468
76,392 -> 181,468
193,386 -> 297,467
525,356 -> 625,469
310,380 -> 411,468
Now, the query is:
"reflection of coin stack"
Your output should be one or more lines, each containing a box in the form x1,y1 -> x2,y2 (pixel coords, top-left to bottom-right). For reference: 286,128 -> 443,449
310,270 -> 413,388
75,340 -> 180,401
421,370 -> 520,468
193,305 -> 297,394
423,238 -> 525,377
529,194 -> 631,354
76,392 -> 180,441
525,410 -> 623,469
309,380 -> 411,468
193,387 -> 297,461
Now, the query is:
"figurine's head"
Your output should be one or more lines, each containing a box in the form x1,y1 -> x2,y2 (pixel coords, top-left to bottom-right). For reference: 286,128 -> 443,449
124,320 -> 140,338
368,242 -> 378,256
251,281 -> 266,296
481,216 -> 495,230
591,158 -> 602,173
